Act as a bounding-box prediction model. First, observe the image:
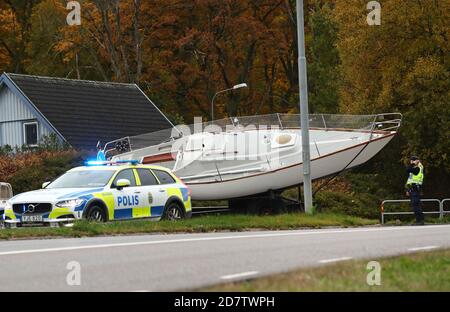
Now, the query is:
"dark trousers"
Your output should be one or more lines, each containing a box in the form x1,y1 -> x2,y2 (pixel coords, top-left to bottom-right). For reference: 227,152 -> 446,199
409,188 -> 424,223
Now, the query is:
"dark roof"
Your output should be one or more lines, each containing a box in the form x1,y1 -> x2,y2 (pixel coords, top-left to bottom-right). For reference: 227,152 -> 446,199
6,73 -> 172,150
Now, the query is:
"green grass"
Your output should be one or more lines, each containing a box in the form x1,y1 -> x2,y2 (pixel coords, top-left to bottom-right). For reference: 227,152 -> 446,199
204,249 -> 450,291
384,215 -> 450,226
0,212 -> 377,240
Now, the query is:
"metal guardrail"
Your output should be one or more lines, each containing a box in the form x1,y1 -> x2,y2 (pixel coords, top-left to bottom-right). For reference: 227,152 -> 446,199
381,199 -> 450,224
442,199 -> 450,217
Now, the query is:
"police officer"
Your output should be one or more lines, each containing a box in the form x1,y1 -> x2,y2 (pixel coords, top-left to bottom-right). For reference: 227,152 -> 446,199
406,156 -> 424,225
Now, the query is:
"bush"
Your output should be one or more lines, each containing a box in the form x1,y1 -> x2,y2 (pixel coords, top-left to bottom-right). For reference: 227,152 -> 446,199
0,150 -> 86,194
0,145 -> 13,156
315,191 -> 380,219
9,154 -> 78,193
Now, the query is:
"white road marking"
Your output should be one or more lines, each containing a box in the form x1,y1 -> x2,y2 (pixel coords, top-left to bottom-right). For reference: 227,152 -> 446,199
319,257 -> 353,264
220,271 -> 259,280
408,246 -> 439,252
0,224 -> 449,257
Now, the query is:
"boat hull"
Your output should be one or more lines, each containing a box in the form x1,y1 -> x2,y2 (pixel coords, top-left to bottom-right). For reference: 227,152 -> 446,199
185,133 -> 395,200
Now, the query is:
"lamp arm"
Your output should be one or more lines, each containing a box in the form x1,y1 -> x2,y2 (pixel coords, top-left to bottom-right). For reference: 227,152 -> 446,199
211,87 -> 235,121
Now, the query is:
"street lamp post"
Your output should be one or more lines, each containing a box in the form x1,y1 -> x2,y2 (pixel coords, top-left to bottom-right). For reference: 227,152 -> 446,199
296,0 -> 314,214
211,83 -> 248,121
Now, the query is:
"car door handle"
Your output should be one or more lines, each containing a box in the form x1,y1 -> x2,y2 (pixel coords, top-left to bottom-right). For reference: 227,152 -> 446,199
159,189 -> 166,193
134,191 -> 141,194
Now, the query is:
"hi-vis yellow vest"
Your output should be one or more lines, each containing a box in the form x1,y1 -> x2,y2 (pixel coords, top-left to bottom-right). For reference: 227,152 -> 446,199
407,163 -> 424,186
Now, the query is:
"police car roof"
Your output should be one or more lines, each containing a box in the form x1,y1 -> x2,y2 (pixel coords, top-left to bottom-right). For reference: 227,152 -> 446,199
69,164 -> 171,172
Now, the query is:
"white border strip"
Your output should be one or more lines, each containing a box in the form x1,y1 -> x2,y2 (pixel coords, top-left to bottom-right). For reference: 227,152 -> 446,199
220,271 -> 259,280
408,246 -> 439,252
319,257 -> 353,264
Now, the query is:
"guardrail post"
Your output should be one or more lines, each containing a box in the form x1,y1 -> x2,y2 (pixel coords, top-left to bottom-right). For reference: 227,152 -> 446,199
441,199 -> 450,220
440,200 -> 444,220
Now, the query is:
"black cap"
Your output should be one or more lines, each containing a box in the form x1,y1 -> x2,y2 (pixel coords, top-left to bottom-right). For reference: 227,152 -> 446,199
410,156 -> 419,161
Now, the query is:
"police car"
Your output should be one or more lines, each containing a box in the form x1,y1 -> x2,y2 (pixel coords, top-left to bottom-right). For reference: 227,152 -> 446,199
3,161 -> 192,226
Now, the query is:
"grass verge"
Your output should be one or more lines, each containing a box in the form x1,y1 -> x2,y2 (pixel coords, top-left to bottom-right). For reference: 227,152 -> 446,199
0,212 -> 377,240
204,249 -> 450,291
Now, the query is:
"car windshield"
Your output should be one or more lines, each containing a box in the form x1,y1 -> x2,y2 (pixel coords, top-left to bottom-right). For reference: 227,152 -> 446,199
46,170 -> 115,189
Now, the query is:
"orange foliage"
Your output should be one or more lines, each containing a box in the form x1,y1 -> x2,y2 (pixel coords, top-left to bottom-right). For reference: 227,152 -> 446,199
53,0 -> 305,122
0,150 -> 78,182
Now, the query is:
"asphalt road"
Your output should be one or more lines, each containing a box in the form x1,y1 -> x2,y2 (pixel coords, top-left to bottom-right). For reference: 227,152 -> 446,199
1,224 -> 449,291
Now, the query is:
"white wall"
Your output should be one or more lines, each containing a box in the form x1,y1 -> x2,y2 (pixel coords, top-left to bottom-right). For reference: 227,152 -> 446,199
0,86 -> 53,147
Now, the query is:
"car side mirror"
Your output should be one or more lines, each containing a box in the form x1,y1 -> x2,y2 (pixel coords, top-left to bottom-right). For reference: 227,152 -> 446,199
42,182 -> 51,189
116,179 -> 131,190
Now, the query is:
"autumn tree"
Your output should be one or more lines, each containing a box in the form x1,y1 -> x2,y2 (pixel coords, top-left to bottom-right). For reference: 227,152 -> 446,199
25,0 -> 67,76
133,0 -> 290,121
307,1 -> 339,113
0,0 -> 342,124
334,0 -> 449,196
0,0 -> 41,73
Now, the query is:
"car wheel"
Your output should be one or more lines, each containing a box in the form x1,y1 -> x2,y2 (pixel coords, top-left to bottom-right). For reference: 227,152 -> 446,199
86,205 -> 107,222
163,202 -> 184,221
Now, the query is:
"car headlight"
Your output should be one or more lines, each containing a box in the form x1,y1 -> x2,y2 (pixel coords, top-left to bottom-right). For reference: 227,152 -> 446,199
55,199 -> 85,209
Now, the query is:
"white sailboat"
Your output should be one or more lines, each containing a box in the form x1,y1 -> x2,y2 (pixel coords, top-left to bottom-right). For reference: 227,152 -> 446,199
108,113 -> 402,200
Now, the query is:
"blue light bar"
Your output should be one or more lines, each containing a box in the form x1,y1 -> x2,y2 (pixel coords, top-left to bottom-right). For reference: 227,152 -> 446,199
85,160 -> 140,166
86,160 -> 107,166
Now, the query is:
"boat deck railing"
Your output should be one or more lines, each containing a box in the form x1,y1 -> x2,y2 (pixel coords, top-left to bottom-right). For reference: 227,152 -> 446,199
105,113 -> 402,158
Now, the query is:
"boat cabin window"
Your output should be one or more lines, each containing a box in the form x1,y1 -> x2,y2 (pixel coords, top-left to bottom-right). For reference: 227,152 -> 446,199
271,133 -> 296,148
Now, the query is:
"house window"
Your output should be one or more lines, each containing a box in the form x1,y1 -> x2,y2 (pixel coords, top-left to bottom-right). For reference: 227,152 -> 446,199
23,122 -> 38,146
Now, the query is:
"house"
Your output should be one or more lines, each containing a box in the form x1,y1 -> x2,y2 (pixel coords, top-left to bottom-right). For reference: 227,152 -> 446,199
0,73 -> 173,150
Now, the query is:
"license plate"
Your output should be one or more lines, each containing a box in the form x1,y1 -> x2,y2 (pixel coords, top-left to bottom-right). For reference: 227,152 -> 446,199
22,215 -> 44,223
